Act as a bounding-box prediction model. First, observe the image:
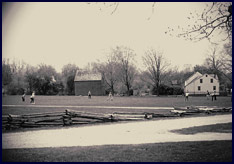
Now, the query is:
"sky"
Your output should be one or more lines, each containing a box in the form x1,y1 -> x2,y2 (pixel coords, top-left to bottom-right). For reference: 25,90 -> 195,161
2,2 -> 225,73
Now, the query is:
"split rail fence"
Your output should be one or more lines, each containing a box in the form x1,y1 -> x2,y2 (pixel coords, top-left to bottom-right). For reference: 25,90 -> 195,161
2,106 -> 232,130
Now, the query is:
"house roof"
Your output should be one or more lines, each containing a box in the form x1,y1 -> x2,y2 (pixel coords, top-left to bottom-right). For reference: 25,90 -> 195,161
184,76 -> 202,87
209,74 -> 218,78
74,72 -> 102,81
186,72 -> 202,83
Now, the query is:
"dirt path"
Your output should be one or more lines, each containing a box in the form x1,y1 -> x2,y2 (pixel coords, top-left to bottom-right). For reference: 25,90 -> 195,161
2,114 -> 232,149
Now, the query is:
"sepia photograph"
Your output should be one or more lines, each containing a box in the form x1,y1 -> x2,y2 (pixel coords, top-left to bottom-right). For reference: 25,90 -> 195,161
2,2 -> 232,162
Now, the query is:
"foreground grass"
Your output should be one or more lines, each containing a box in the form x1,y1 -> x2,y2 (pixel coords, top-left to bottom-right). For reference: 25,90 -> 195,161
2,141 -> 232,162
171,123 -> 232,134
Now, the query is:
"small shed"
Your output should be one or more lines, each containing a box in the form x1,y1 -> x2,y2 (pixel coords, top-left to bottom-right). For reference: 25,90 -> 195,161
74,71 -> 105,96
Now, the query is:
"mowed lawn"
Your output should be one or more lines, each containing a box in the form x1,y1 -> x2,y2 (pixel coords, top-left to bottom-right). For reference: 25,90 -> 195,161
2,141 -> 232,162
2,95 -> 232,115
2,95 -> 232,116
2,95 -> 232,107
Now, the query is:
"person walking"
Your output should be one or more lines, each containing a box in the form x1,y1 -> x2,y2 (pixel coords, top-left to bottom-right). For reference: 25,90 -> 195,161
22,92 -> 26,102
206,90 -> 210,100
88,91 -> 91,99
107,91 -> 113,101
185,91 -> 189,101
30,91 -> 35,104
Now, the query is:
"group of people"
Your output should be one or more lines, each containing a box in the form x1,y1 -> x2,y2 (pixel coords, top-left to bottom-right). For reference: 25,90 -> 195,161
206,90 -> 217,101
184,90 -> 217,101
88,90 -> 113,101
22,91 -> 35,104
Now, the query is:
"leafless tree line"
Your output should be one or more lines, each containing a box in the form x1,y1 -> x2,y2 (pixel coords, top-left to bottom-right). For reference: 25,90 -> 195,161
2,42 -> 232,96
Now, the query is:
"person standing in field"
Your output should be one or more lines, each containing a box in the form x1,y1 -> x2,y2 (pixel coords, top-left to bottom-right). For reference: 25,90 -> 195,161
88,91 -> 91,99
211,91 -> 217,101
185,91 -> 189,101
211,92 -> 214,101
22,92 -> 26,102
214,91 -> 217,101
206,90 -> 210,100
107,91 -> 113,101
30,91 -> 35,104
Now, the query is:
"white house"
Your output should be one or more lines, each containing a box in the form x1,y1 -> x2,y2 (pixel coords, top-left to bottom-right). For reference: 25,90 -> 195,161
184,72 -> 219,95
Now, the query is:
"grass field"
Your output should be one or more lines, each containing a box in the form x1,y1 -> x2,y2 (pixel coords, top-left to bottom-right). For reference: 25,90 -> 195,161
2,95 -> 232,116
2,141 -> 232,162
171,122 -> 232,134
2,95 -> 232,106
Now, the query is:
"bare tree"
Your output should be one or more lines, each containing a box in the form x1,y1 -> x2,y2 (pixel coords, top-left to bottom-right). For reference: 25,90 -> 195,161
205,46 -> 222,70
114,46 -> 137,96
92,53 -> 120,94
2,59 -> 12,86
168,2 -> 232,42
62,64 -> 79,95
219,41 -> 232,82
142,48 -> 170,96
205,45 -> 232,83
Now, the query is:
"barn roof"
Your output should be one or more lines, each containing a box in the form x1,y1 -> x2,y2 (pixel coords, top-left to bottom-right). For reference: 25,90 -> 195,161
74,72 -> 102,81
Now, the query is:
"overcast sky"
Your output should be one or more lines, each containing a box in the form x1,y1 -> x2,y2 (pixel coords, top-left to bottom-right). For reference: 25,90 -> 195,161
2,2 -> 225,72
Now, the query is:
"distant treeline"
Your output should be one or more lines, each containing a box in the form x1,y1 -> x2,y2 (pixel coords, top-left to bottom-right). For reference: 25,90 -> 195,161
2,45 -> 232,96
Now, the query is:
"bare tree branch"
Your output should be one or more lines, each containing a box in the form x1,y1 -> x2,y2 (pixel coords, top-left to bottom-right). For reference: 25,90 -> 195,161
168,2 -> 232,42
110,2 -> 119,15
147,2 -> 156,20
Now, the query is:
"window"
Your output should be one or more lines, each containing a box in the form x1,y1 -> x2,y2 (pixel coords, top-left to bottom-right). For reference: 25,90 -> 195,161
206,75 -> 208,77
210,79 -> 213,83
198,86 -> 201,91
213,86 -> 216,90
200,79 -> 203,83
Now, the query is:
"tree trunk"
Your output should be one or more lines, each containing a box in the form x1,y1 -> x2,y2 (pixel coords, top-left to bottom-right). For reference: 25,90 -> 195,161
110,80 -> 115,94
126,83 -> 130,96
156,82 -> 159,96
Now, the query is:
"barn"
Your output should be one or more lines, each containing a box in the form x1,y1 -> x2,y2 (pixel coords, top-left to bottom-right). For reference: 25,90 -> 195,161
74,71 -> 105,96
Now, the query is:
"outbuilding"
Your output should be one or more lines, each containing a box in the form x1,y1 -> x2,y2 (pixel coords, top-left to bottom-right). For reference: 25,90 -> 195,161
74,71 -> 105,96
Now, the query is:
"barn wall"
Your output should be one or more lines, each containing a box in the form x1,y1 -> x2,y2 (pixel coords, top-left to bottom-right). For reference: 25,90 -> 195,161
75,80 -> 105,96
